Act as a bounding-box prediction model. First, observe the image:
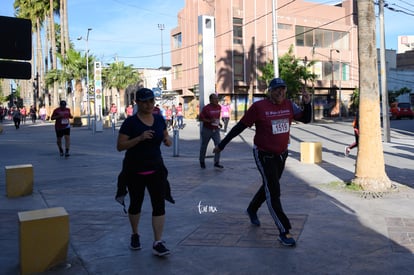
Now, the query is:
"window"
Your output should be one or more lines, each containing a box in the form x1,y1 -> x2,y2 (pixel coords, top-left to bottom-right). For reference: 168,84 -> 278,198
173,33 -> 182,49
295,26 -> 305,46
173,64 -> 182,80
295,26 -> 349,50
233,18 -> 243,45
233,52 -> 244,81
322,61 -> 349,82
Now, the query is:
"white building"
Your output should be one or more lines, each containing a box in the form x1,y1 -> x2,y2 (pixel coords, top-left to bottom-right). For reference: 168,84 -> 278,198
397,35 -> 414,54
378,48 -> 414,104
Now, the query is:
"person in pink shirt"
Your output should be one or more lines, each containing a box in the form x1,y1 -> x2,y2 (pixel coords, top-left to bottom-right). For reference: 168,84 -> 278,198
20,106 -> 27,124
51,100 -> 73,157
175,102 -> 184,129
214,78 -> 311,247
126,104 -> 134,117
165,106 -> 172,130
220,101 -> 231,133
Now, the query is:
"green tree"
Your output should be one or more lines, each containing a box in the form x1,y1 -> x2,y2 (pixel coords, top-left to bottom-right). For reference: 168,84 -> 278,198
388,87 -> 411,104
103,61 -> 140,117
46,48 -> 93,117
259,45 -> 316,99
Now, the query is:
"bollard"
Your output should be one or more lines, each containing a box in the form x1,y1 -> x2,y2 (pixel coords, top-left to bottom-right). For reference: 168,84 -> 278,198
173,127 -> 179,157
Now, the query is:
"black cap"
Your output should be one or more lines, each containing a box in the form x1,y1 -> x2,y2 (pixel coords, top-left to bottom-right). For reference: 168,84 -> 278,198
136,88 -> 154,101
268,78 -> 287,90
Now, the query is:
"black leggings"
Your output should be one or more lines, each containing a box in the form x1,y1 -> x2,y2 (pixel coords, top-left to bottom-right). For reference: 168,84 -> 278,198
250,147 -> 290,234
126,170 -> 165,216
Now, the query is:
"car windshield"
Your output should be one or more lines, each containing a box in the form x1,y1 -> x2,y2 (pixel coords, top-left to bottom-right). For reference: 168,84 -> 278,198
398,103 -> 411,108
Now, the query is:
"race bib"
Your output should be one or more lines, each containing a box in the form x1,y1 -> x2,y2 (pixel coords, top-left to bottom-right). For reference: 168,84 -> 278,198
61,118 -> 69,124
271,118 -> 289,134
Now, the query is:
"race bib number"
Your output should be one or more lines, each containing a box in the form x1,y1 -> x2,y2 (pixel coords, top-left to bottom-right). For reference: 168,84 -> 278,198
61,118 -> 69,124
271,119 -> 289,134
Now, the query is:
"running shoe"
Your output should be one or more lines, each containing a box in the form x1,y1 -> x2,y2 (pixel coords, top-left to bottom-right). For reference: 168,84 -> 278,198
152,240 -> 170,256
278,233 -> 296,246
246,208 -> 260,226
130,233 -> 141,250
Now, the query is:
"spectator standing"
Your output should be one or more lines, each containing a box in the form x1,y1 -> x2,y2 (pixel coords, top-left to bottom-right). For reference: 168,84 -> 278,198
12,106 -> 21,129
165,106 -> 172,130
199,93 -> 223,169
176,102 -> 184,129
20,106 -> 27,124
51,100 -> 73,157
213,78 -> 312,246
29,105 -> 37,123
221,101 -> 231,133
126,104 -> 134,117
110,103 -> 118,123
117,88 -> 172,256
39,106 -> 47,121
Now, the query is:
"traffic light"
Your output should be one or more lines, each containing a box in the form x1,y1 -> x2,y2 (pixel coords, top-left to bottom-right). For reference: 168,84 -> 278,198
0,16 -> 32,79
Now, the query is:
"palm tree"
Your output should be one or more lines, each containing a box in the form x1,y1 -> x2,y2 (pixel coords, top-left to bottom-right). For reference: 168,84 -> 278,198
49,0 -> 60,108
14,0 -> 51,109
354,0 -> 391,192
46,48 -> 89,117
60,0 -> 69,55
104,61 -> 141,117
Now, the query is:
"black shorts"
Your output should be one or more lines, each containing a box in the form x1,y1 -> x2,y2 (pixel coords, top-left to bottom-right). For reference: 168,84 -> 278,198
56,128 -> 70,138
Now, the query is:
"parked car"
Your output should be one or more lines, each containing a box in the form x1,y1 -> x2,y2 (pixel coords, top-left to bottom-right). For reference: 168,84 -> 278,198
390,102 -> 414,120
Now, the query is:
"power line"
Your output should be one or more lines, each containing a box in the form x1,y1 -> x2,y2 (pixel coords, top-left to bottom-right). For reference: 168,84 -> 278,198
398,0 -> 414,9
382,1 -> 414,16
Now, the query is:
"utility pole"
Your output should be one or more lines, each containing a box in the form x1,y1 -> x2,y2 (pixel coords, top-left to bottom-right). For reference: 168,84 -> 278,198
330,48 -> 339,116
379,0 -> 391,142
77,28 -> 92,129
272,0 -> 279,77
158,24 -> 165,68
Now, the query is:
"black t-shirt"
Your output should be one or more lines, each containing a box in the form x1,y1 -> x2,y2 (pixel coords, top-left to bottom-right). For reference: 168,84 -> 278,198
119,114 -> 166,172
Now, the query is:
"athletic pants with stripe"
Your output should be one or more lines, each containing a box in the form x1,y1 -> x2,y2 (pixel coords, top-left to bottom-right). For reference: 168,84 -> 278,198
249,147 -> 291,235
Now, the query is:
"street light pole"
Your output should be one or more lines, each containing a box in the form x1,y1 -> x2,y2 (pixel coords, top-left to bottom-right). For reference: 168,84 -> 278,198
330,48 -> 339,117
158,24 -> 165,68
338,51 -> 342,119
77,28 -> 92,129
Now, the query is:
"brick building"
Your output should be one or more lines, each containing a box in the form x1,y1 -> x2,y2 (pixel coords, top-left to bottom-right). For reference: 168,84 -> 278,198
170,0 -> 358,119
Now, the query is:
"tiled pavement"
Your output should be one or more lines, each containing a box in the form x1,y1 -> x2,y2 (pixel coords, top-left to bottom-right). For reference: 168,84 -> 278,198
0,118 -> 413,274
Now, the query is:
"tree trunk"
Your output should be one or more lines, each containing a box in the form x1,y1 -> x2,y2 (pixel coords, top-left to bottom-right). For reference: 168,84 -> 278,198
50,0 -> 59,108
354,0 -> 391,192
63,0 -> 70,53
74,79 -> 82,117
119,88 -> 126,118
36,18 -> 43,108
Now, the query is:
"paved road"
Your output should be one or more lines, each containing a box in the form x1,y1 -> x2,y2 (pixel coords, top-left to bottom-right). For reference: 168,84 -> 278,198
0,118 -> 413,274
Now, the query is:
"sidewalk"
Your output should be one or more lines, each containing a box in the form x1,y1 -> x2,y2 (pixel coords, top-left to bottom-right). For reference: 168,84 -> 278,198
0,119 -> 413,274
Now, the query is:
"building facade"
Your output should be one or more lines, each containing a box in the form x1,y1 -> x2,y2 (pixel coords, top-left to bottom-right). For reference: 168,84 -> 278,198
378,49 -> 414,105
170,0 -> 359,119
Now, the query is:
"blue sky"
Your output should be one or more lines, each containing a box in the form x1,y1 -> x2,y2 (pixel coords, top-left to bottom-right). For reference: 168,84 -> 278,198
1,0 -> 185,68
1,0 -> 412,68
